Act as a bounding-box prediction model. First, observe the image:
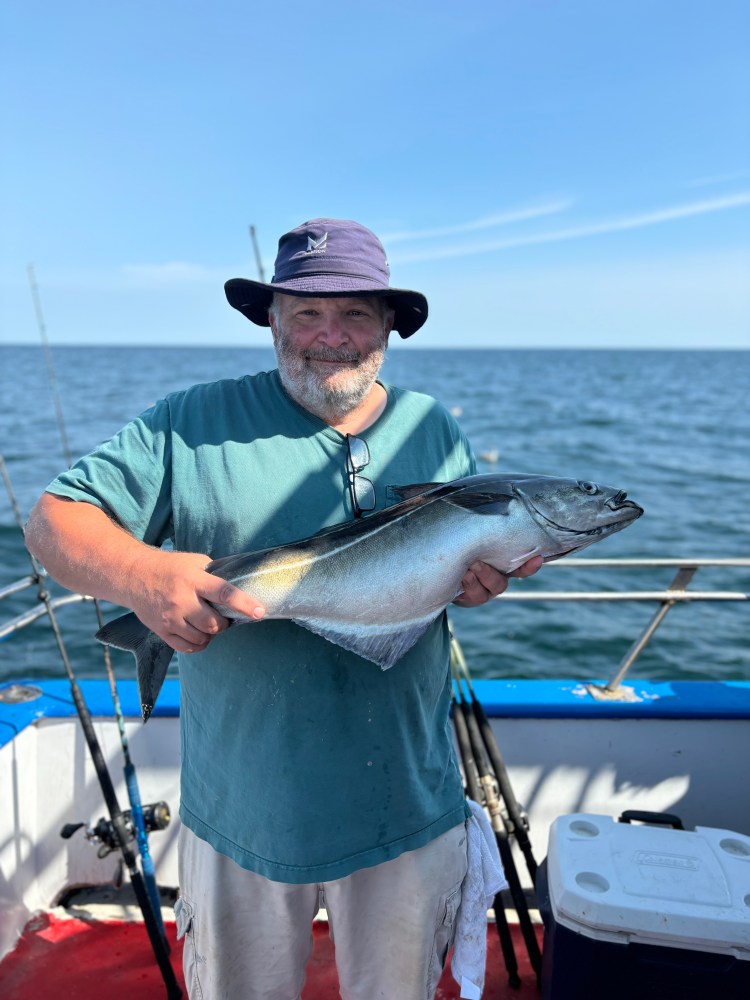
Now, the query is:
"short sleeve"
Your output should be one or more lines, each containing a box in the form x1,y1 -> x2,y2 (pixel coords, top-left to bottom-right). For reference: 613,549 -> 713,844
45,398 -> 174,546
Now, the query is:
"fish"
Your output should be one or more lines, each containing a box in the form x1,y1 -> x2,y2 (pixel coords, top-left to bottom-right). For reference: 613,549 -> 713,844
95,473 -> 643,720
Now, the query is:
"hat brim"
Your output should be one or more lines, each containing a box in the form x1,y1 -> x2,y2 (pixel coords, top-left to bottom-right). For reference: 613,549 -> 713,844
224,277 -> 428,339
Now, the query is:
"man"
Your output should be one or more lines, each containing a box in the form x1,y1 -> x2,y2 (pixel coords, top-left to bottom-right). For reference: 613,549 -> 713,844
26,218 -> 541,1000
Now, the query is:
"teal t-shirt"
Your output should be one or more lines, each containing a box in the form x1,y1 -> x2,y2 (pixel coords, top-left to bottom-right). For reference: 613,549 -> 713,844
48,369 -> 477,883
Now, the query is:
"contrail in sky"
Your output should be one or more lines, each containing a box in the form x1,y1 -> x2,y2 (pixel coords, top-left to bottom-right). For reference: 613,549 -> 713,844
119,193 -> 750,284
382,201 -> 572,243
390,192 -> 750,264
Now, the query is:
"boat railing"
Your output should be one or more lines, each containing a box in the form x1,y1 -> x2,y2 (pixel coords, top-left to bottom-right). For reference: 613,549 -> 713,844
0,580 -> 93,641
2,445 -> 748,699
0,454 -> 94,643
2,552 -> 748,692
493,557 -> 750,697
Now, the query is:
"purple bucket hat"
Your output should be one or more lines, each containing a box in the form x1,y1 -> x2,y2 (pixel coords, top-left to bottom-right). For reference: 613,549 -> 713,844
224,218 -> 428,338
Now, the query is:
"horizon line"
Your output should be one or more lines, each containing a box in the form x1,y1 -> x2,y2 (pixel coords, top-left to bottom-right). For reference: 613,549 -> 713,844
2,340 -> 747,352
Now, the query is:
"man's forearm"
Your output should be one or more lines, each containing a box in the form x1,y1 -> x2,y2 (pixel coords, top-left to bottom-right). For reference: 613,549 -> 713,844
25,492 -> 157,607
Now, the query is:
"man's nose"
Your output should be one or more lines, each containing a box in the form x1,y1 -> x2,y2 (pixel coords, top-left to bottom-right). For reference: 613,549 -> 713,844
316,317 -> 349,346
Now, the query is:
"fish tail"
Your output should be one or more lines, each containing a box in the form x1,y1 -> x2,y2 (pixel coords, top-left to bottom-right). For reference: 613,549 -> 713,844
95,612 -> 175,722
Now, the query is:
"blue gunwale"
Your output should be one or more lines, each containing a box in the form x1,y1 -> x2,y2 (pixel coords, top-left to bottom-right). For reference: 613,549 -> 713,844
2,678 -> 749,752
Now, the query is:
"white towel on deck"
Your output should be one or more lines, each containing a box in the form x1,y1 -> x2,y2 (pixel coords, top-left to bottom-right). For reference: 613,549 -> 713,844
451,799 -> 508,999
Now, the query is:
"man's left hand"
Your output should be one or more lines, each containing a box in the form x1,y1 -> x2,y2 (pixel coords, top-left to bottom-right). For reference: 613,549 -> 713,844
452,555 -> 543,608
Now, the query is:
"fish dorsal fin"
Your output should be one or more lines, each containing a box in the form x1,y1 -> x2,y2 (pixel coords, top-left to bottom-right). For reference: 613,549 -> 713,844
291,612 -> 442,670
388,480 -> 514,515
387,482 -> 443,502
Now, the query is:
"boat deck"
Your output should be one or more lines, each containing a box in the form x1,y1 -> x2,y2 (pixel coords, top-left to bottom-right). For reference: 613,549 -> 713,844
2,909 -> 543,999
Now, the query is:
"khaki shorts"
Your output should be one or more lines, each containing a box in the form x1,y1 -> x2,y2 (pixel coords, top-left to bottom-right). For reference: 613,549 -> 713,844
176,823 -> 468,1000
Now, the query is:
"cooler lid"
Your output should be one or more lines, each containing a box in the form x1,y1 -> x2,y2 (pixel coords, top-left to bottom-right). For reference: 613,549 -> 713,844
545,813 -> 750,956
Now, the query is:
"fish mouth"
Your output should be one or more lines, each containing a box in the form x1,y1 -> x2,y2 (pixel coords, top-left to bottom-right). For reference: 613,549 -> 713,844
516,486 -> 643,536
605,491 -> 644,518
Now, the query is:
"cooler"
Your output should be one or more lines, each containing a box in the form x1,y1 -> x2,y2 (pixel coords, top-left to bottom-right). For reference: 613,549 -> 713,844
537,812 -> 750,999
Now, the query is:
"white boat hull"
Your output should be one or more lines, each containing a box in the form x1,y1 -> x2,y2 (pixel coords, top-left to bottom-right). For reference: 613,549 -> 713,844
2,677 -> 748,963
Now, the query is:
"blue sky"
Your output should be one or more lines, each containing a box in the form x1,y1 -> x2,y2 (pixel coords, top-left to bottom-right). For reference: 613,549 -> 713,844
2,1 -> 748,349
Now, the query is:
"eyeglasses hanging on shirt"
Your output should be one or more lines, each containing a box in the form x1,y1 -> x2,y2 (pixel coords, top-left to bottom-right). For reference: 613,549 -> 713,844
346,435 -> 376,518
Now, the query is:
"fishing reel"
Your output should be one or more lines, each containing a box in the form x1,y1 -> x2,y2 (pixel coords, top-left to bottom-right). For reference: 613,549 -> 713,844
60,801 -> 172,858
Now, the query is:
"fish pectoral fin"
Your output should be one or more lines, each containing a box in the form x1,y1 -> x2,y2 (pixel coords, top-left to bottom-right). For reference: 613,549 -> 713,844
443,489 -> 513,515
291,614 -> 441,670
95,612 -> 175,722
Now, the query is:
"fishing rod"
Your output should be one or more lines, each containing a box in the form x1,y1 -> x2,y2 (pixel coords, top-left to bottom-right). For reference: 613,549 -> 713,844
450,637 -> 542,985
1,458 -> 181,998
248,224 -> 266,282
451,678 -> 521,988
27,264 -> 73,468
97,593 -> 168,941
451,637 -> 539,884
27,262 -> 167,938
27,270 -> 171,924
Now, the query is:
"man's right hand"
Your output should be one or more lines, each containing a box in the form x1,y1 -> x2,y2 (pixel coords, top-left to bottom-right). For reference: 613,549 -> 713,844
129,549 -> 266,653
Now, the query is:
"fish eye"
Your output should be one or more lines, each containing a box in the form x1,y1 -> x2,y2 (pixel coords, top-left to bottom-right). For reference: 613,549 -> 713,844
577,481 -> 598,495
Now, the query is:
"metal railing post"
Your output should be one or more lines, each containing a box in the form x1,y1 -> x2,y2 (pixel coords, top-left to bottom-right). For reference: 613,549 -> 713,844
603,565 -> 698,693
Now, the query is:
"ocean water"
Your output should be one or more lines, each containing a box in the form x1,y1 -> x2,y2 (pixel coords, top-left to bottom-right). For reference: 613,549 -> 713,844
1,345 -> 748,684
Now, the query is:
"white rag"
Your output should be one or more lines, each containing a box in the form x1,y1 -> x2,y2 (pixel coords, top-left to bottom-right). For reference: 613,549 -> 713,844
451,800 -> 508,999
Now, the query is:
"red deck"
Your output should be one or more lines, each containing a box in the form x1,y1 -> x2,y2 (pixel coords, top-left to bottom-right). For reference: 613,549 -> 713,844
1,913 -> 544,999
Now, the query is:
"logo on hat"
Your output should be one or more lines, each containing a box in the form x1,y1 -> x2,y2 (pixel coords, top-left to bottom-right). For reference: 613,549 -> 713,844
306,233 -> 328,253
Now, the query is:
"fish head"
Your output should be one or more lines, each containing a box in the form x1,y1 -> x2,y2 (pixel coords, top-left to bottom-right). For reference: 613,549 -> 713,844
511,475 -> 644,558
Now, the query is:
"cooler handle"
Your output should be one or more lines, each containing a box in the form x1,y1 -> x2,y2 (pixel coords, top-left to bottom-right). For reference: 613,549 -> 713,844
618,810 -> 685,830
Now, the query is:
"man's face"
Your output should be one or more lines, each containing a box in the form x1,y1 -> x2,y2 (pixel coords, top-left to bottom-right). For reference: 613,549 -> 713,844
269,295 -> 394,421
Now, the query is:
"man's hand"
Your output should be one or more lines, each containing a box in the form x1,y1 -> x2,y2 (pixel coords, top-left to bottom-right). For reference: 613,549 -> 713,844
126,549 -> 266,654
452,555 -> 543,608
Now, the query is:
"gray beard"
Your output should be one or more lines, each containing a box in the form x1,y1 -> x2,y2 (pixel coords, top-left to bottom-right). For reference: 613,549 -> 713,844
275,337 -> 386,424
